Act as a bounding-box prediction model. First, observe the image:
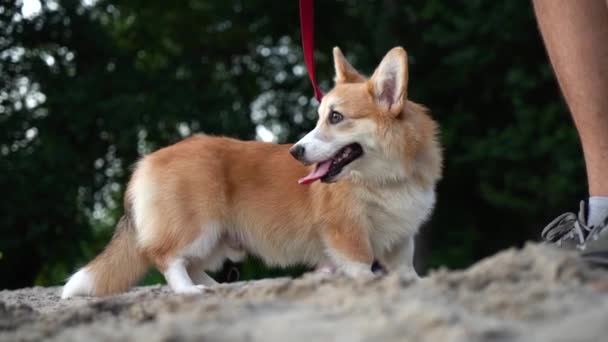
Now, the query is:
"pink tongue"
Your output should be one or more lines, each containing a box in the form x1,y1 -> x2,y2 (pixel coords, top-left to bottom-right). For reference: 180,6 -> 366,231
298,160 -> 332,185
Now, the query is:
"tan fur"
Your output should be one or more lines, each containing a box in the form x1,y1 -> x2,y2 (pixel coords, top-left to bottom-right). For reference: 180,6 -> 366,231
63,46 -> 443,296
333,47 -> 366,84
87,214 -> 149,295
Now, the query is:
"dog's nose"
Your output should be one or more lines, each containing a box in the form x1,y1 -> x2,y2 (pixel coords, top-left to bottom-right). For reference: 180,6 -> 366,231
290,145 -> 305,161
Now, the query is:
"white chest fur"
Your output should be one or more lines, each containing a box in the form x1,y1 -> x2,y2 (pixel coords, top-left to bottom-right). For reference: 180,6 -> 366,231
356,183 -> 435,253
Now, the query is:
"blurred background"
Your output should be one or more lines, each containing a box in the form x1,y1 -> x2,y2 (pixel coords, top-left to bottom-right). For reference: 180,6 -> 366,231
1,0 -> 586,289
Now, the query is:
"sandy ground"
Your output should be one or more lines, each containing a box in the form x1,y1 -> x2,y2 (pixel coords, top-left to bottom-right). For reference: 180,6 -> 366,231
2,243 -> 608,342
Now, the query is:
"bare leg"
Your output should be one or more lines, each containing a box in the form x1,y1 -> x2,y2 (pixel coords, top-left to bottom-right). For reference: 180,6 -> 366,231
533,0 -> 608,196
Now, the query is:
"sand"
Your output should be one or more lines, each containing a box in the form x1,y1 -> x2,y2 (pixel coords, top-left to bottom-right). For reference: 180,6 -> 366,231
2,243 -> 608,342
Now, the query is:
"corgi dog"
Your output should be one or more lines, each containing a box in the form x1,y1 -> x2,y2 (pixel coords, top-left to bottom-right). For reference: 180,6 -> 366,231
61,46 -> 442,298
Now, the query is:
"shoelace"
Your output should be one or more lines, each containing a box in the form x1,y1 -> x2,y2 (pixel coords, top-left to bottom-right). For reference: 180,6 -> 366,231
541,201 -> 600,250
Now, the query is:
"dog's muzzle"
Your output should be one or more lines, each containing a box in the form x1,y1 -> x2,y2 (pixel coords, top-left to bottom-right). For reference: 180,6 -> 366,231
289,144 -> 306,162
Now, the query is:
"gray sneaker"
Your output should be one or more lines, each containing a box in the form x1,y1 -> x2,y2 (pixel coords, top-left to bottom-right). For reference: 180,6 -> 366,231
541,200 -> 608,265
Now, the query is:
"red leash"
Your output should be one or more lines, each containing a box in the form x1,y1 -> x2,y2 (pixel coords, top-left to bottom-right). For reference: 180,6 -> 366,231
299,0 -> 324,102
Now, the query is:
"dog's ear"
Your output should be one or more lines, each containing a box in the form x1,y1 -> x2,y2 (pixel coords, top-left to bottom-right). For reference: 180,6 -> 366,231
333,47 -> 365,84
368,47 -> 408,116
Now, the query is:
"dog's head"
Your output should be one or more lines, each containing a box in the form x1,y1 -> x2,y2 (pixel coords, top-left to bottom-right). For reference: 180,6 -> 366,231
291,46 -> 438,186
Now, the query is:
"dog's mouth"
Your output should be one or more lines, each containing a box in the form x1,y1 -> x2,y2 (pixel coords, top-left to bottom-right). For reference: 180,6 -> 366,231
298,143 -> 363,185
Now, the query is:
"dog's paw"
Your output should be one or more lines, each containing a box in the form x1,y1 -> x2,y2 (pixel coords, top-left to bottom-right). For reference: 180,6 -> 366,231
174,284 -> 207,295
396,269 -> 420,283
340,262 -> 376,279
315,262 -> 337,274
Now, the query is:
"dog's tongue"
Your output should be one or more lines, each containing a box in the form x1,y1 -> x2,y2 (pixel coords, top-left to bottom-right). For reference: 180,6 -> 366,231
298,160 -> 332,185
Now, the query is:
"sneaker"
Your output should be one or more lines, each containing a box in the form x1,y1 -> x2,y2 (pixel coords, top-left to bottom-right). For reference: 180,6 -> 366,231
541,200 -> 608,265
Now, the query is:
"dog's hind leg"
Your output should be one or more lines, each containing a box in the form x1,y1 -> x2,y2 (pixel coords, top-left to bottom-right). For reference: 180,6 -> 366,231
162,258 -> 206,294
187,261 -> 219,286
147,222 -> 222,294
187,240 -> 246,285
186,245 -> 225,287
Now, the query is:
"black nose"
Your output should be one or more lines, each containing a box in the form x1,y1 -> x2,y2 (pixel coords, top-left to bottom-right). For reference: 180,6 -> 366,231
290,145 -> 305,160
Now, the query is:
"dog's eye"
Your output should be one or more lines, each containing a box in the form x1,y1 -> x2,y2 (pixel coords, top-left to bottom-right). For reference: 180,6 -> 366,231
328,111 -> 344,125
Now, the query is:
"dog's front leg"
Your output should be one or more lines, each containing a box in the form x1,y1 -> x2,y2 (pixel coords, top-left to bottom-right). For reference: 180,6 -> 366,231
315,259 -> 338,274
322,225 -> 374,278
383,236 -> 419,280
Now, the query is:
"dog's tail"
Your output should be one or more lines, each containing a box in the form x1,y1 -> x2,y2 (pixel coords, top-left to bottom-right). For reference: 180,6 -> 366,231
61,213 -> 149,298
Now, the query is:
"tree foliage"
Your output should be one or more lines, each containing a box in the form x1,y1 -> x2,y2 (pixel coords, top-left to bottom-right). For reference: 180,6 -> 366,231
0,0 -> 584,288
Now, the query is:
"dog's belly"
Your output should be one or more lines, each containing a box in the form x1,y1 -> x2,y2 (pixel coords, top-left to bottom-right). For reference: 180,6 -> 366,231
362,184 -> 436,254
246,236 -> 327,267
225,222 -> 327,268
